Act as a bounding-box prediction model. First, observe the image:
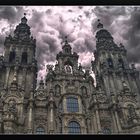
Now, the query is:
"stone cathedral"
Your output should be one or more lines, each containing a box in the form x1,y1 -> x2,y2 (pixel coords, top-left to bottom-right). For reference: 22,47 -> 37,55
0,15 -> 140,134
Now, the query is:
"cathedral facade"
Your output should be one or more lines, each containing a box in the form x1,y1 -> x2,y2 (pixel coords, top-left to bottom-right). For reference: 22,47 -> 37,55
0,15 -> 140,134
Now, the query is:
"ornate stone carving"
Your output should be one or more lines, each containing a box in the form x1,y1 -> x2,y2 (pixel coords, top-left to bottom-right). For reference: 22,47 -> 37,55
97,93 -> 107,103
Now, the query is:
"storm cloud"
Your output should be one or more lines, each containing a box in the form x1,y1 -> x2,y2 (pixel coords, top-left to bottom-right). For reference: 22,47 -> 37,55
0,6 -> 140,80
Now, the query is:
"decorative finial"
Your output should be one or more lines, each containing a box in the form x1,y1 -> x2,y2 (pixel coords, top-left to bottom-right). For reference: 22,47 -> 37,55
97,19 -> 103,29
21,13 -> 27,24
65,36 -> 68,44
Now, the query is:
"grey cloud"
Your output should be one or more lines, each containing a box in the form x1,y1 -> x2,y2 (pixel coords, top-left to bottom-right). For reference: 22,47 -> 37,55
28,10 -> 44,29
68,9 -> 73,12
120,7 -> 140,65
73,37 -> 95,53
0,6 -> 24,23
91,6 -> 140,70
93,6 -> 126,31
46,9 -> 52,15
0,6 -> 140,80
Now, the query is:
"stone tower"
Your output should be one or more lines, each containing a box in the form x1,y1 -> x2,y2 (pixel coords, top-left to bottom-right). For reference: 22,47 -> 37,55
0,14 -> 37,133
91,20 -> 140,133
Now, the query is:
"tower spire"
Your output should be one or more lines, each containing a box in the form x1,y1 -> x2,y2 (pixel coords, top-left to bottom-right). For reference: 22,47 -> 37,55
62,36 -> 72,54
21,13 -> 27,24
64,36 -> 68,44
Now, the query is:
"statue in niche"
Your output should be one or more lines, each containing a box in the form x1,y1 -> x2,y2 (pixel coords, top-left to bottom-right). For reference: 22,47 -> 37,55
81,86 -> 87,97
128,105 -> 137,119
65,65 -> 72,74
127,104 -> 138,124
8,99 -> 17,114
55,85 -> 61,96
122,81 -> 130,92
55,64 -> 59,73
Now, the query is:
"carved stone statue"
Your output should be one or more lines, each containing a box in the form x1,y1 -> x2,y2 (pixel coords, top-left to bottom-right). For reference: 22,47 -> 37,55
65,65 -> 72,74
8,99 -> 17,114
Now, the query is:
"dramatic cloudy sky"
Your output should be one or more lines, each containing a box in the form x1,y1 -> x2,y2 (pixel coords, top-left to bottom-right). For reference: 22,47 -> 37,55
0,6 -> 140,81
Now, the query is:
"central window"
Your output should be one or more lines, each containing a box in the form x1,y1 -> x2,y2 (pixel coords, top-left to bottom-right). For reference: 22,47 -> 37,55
68,121 -> 81,134
66,97 -> 79,112
36,127 -> 45,134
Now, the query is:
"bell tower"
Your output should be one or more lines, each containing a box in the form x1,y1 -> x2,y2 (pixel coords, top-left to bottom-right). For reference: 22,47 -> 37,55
91,20 -> 140,133
92,19 -> 140,97
3,13 -> 37,98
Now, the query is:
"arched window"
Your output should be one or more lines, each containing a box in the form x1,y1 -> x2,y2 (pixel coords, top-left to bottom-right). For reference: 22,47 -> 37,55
118,58 -> 124,69
107,58 -> 113,68
81,86 -> 87,97
36,127 -> 45,134
9,51 -> 16,63
102,127 -> 111,134
55,85 -> 61,96
67,97 -> 79,112
68,121 -> 81,134
21,52 -> 28,64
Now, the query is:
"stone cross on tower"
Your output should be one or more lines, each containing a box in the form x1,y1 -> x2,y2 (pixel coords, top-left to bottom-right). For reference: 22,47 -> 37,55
97,19 -> 103,29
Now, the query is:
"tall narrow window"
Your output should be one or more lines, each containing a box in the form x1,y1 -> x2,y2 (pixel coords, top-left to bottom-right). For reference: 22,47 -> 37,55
36,127 -> 45,134
68,121 -> 81,134
21,52 -> 27,64
118,58 -> 124,69
9,51 -> 16,63
107,58 -> 113,68
67,97 -> 79,112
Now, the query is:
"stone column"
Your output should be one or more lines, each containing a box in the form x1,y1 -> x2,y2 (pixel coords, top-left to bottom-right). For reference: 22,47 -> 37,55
48,90 -> 55,134
63,97 -> 67,113
103,75 -> 110,95
127,74 -> 134,93
93,95 -> 101,133
116,74 -> 123,91
114,110 -> 122,132
22,68 -> 27,89
95,107 -> 101,133
92,113 -> 97,134
5,67 -> 10,88
112,73 -> 119,94
111,111 -> 118,133
109,74 -> 116,94
78,96 -> 82,113
49,105 -> 54,134
27,92 -> 34,134
111,95 -> 122,133
18,99 -> 24,125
